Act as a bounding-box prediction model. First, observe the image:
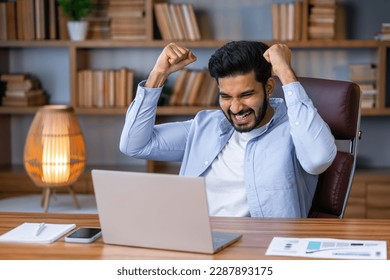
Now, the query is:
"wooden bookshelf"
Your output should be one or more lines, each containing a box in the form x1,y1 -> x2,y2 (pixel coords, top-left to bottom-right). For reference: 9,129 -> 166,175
1,0 -> 390,212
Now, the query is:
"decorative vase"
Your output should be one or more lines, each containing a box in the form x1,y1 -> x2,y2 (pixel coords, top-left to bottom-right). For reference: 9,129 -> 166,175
67,21 -> 89,41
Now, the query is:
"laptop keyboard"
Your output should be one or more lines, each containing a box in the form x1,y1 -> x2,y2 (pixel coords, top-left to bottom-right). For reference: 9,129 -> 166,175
212,232 -> 229,248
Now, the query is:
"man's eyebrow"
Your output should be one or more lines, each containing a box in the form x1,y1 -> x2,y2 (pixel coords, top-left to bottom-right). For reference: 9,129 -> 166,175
219,89 -> 256,96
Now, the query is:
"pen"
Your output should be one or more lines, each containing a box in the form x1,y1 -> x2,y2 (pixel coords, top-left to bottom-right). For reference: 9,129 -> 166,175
35,223 -> 46,236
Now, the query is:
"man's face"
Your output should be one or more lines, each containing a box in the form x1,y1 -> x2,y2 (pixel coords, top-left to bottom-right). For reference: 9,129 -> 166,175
218,71 -> 272,132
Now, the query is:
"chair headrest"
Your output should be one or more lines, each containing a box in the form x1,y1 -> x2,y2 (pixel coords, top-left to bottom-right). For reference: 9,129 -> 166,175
273,77 -> 361,140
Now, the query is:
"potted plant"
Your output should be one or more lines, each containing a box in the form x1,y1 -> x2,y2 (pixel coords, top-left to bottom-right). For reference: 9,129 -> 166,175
57,0 -> 93,41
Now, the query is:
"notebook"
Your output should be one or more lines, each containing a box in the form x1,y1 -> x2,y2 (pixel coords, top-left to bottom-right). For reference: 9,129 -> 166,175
91,169 -> 242,254
0,223 -> 76,243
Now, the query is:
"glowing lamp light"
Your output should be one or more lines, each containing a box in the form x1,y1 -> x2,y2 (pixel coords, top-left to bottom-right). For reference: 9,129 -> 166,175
24,105 -> 86,212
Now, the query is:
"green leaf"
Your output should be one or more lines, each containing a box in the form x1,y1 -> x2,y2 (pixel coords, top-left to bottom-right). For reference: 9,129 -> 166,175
56,0 -> 93,21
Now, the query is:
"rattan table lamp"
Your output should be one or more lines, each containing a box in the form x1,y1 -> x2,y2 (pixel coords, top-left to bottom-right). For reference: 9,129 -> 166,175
24,105 -> 86,212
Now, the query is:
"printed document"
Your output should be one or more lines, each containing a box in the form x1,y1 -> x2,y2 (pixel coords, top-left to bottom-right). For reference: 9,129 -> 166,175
266,237 -> 387,259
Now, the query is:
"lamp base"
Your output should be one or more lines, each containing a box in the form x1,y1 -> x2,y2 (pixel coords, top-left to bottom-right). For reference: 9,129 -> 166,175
41,185 -> 80,213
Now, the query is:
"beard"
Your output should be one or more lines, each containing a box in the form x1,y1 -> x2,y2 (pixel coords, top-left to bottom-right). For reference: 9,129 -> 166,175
223,93 -> 268,133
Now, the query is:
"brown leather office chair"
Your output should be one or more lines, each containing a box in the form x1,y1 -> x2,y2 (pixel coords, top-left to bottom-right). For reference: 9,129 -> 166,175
273,77 -> 361,218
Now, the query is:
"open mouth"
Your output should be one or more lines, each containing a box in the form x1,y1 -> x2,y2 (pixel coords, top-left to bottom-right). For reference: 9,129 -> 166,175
232,111 -> 252,122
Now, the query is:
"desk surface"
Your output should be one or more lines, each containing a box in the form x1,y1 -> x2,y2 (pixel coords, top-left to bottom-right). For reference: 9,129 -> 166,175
0,212 -> 389,260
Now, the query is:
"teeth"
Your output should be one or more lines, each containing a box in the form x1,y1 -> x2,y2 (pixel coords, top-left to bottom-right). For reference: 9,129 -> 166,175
235,112 -> 250,120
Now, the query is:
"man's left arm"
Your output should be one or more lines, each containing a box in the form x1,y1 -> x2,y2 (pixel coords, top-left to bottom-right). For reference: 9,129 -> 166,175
264,44 -> 336,175
283,81 -> 337,175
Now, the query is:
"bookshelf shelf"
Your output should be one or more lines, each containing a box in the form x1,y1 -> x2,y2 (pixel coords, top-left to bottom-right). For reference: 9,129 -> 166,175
0,40 -> 72,48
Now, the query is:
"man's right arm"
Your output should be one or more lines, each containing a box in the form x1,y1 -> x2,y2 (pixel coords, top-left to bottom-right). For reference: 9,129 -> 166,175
119,82 -> 191,161
119,43 -> 196,160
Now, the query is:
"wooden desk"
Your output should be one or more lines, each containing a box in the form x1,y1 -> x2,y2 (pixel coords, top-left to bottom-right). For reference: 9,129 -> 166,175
0,212 -> 389,260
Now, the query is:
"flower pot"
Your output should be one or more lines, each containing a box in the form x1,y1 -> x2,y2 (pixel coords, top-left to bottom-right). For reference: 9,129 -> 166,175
67,21 -> 89,41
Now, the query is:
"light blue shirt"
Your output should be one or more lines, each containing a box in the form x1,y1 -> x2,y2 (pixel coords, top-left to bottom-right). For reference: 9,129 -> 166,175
120,81 -> 337,218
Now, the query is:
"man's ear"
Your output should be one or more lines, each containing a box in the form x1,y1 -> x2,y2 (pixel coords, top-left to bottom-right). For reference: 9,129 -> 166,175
266,77 -> 275,97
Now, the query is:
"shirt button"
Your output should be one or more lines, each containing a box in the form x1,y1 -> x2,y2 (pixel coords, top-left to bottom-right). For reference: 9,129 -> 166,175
287,90 -> 293,96
138,93 -> 143,98
204,161 -> 209,165
295,121 -> 300,126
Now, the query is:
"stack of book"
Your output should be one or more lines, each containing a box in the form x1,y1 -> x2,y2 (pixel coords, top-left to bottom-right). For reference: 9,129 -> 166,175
86,0 -> 111,40
271,1 -> 303,41
377,23 -> 390,41
107,0 -> 147,40
169,69 -> 218,107
349,64 -> 377,109
308,0 -> 336,40
154,2 -> 201,41
77,67 -> 134,108
1,74 -> 48,107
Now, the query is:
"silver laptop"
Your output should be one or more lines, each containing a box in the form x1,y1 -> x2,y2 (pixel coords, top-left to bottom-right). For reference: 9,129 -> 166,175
91,169 -> 242,254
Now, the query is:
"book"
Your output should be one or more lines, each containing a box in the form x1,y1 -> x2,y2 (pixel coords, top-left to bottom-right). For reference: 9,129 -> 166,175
92,70 -> 104,108
0,222 -> 76,243
16,0 -> 24,39
126,70 -> 134,106
1,73 -> 32,82
0,1 -> 17,40
48,0 -> 57,39
6,77 -> 40,91
35,0 -> 46,40
105,70 -> 115,107
271,3 -> 280,40
116,67 -> 127,107
23,0 -> 36,40
279,3 -> 287,41
108,0 -> 147,40
195,72 -> 218,106
5,88 -> 43,97
187,70 -> 205,106
293,0 -> 303,41
2,94 -> 48,106
154,3 -> 173,40
307,0 -> 337,40
181,3 -> 201,41
180,70 -> 197,105
169,69 -> 189,106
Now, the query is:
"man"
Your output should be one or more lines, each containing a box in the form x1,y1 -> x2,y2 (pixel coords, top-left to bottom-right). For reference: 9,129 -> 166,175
119,41 -> 337,218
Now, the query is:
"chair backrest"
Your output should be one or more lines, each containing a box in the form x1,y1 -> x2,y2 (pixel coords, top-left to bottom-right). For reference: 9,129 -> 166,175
273,76 -> 361,218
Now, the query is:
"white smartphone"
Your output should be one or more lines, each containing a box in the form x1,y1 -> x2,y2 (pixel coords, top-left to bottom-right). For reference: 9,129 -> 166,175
64,227 -> 102,243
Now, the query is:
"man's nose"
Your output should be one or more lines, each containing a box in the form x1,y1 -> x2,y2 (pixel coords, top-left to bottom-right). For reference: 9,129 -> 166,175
230,98 -> 243,114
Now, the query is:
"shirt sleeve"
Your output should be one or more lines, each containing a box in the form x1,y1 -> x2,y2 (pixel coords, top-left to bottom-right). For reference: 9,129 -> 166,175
119,81 -> 190,161
283,82 -> 337,175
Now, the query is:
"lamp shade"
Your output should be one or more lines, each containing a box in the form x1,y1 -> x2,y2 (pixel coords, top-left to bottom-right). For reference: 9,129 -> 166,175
24,105 -> 86,188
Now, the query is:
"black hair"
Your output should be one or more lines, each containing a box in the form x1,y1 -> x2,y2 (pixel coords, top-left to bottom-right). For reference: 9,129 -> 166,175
208,41 -> 272,84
